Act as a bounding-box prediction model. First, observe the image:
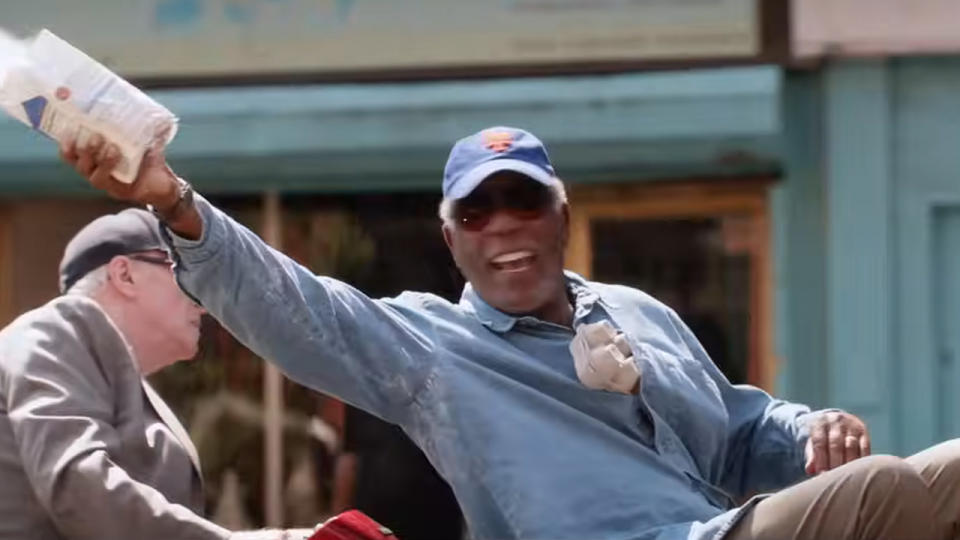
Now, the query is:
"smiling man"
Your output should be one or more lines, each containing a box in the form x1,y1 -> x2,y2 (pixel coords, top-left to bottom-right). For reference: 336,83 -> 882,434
62,126 -> 960,540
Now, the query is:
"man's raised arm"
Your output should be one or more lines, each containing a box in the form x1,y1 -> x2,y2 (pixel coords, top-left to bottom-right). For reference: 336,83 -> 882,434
60,135 -> 438,422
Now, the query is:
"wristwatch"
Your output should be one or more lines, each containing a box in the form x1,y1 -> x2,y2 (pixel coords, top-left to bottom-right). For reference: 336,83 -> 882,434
148,176 -> 194,223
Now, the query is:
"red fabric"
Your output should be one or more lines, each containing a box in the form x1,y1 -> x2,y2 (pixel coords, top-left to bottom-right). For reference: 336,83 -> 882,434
308,510 -> 397,540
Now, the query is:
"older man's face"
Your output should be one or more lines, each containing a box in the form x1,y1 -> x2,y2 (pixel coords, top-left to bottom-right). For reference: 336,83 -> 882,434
127,250 -> 204,369
442,172 -> 568,316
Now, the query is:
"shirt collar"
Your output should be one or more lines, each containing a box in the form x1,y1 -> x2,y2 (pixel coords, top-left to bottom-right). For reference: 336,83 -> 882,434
458,270 -> 613,333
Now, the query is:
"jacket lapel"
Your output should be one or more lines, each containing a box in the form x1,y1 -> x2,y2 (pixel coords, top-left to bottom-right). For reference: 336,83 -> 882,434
141,381 -> 203,478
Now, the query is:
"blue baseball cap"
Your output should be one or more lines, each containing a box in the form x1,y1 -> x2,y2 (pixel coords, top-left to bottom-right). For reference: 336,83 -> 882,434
442,126 -> 557,200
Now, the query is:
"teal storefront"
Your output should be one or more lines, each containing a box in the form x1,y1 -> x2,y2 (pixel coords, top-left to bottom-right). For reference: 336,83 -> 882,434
779,57 -> 960,455
3,56 -> 960,457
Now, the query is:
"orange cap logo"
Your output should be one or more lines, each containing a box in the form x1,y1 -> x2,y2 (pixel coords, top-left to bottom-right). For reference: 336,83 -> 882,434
482,130 -> 514,153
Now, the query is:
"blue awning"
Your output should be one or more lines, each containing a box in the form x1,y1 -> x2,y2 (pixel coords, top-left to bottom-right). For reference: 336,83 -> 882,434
0,66 -> 783,195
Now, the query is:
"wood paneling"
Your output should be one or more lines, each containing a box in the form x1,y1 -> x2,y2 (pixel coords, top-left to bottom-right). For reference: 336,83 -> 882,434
0,205 -> 12,327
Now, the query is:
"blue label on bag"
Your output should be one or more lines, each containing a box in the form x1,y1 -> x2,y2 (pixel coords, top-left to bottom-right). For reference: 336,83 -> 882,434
21,96 -> 47,130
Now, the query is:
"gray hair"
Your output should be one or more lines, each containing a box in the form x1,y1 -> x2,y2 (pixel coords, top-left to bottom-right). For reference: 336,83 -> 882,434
438,177 -> 568,226
64,264 -> 109,297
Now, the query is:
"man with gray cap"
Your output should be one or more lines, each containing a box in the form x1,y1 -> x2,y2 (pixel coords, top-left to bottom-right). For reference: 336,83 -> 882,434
63,129 -> 960,540
0,209 -> 316,539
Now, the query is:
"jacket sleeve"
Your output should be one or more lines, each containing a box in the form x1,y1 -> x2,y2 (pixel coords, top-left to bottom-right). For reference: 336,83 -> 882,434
2,314 -> 232,540
164,195 -> 438,422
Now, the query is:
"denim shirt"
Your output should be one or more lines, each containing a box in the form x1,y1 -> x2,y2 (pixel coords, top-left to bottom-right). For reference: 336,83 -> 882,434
167,196 -> 817,540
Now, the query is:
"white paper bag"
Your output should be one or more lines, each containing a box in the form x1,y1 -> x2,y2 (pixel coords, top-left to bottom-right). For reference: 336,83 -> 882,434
570,320 -> 641,394
0,29 -> 178,182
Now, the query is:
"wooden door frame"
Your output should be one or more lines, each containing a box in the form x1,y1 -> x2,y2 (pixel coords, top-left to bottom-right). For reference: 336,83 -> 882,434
565,177 -> 776,391
0,205 -> 12,328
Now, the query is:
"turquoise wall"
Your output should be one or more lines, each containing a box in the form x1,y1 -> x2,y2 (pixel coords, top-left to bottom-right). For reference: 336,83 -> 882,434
779,57 -> 960,455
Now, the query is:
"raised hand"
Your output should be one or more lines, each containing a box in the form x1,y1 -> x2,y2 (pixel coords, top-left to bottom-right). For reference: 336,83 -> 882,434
59,133 -> 180,211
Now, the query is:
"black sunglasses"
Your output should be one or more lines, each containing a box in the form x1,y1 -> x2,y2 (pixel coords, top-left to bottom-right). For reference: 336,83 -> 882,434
452,178 -> 555,232
128,254 -> 175,268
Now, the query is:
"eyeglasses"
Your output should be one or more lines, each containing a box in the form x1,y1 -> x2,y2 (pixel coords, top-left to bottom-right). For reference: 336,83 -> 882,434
128,254 -> 175,269
452,179 -> 555,232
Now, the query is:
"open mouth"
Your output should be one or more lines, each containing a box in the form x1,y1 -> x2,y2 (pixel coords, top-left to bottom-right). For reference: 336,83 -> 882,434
490,250 -> 536,273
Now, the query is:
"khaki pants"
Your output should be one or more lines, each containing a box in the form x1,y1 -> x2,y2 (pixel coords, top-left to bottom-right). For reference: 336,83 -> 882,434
726,439 -> 960,540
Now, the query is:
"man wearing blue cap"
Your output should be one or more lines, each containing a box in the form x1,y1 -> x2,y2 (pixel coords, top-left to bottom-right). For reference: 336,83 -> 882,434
63,128 -> 960,540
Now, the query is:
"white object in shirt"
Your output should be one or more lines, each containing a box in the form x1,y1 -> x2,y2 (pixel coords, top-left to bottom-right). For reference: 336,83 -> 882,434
569,320 -> 641,394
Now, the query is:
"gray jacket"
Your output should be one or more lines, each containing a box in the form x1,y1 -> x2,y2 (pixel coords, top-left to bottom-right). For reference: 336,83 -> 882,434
0,295 -> 230,540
